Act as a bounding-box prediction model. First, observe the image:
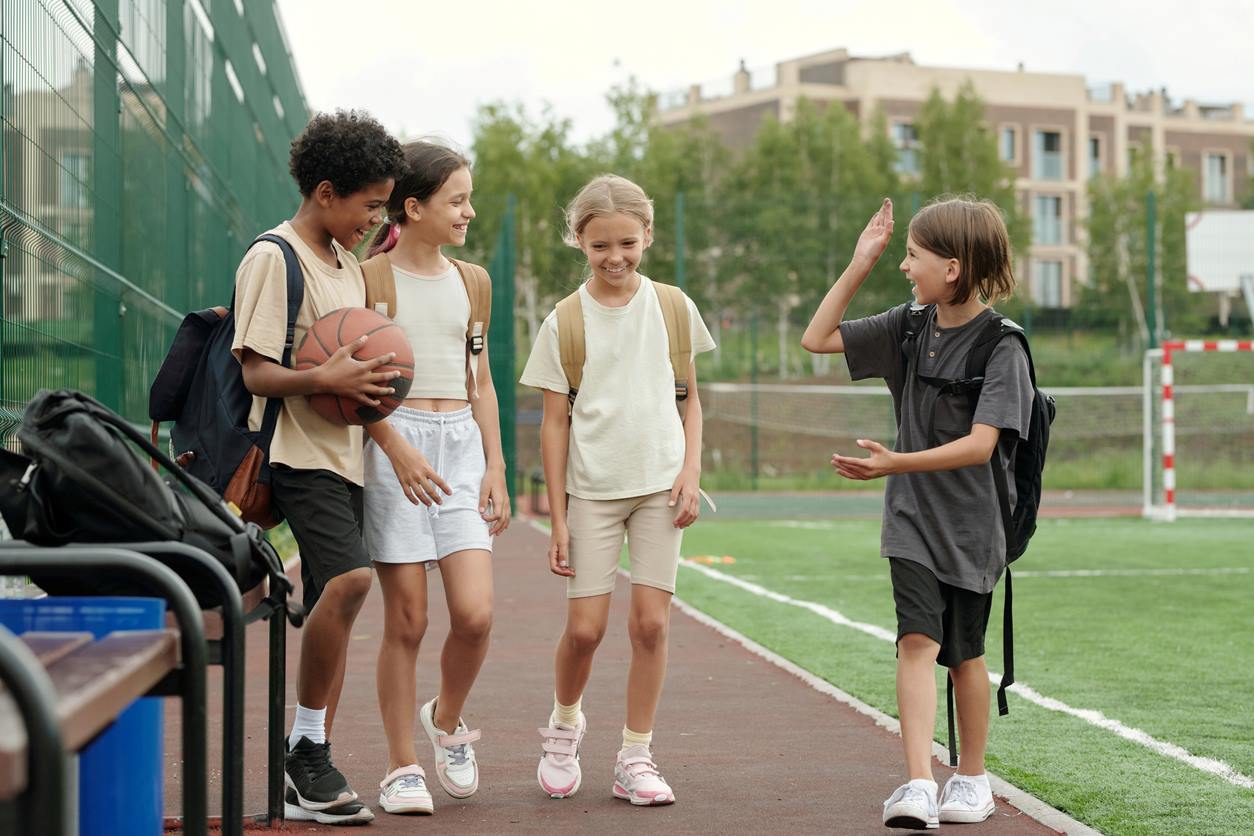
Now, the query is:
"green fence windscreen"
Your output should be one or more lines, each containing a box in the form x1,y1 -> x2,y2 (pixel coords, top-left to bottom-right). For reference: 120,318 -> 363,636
1,0 -> 309,443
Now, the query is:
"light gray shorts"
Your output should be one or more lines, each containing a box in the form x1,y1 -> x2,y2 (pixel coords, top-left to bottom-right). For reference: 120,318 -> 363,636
363,405 -> 493,565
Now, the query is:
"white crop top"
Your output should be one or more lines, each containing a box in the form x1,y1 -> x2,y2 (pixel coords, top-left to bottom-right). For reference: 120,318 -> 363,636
391,264 -> 471,400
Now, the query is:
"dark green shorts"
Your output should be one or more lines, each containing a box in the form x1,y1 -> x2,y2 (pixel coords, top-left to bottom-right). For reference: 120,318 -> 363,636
889,557 -> 993,668
270,466 -> 371,613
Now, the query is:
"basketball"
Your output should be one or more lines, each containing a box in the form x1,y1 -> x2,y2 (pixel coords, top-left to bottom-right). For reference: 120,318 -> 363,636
293,307 -> 414,425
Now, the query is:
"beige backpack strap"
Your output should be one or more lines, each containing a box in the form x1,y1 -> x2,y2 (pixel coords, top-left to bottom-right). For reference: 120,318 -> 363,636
359,253 -> 397,319
450,258 -> 492,398
555,289 -> 585,413
653,282 -> 693,414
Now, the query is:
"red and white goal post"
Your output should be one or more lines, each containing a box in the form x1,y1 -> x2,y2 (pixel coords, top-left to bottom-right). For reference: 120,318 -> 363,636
1143,339 -> 1254,521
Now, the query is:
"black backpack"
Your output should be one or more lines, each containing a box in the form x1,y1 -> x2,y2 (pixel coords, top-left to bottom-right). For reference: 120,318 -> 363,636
899,304 -> 1056,764
0,389 -> 300,622
148,234 -> 304,529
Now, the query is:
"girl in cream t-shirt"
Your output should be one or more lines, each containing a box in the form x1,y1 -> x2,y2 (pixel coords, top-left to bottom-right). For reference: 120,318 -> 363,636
521,175 -> 714,808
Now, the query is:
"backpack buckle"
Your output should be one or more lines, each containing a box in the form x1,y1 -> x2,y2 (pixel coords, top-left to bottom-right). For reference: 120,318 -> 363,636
675,381 -> 689,402
468,335 -> 485,355
567,388 -> 578,407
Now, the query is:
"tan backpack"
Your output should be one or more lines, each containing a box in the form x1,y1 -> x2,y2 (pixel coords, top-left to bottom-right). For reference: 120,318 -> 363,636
555,280 -> 692,417
360,252 -> 491,395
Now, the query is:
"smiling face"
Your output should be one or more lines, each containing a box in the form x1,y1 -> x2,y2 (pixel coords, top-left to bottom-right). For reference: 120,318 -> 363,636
578,211 -> 652,290
321,178 -> 393,251
900,233 -> 959,305
405,165 -> 475,247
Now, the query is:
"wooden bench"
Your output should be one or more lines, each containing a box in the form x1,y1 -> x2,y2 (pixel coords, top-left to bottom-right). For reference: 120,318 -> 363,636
0,630 -> 179,799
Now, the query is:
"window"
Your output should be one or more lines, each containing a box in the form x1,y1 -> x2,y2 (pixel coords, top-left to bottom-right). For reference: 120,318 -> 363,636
1088,136 -> 1102,177
1033,196 -> 1063,245
1033,130 -> 1063,180
1204,153 -> 1230,203
59,153 -> 89,208
1032,261 -> 1063,308
1000,127 -> 1017,163
892,122 -> 920,176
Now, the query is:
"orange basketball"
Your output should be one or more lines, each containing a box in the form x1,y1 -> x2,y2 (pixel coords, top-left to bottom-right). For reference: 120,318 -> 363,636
293,307 -> 414,425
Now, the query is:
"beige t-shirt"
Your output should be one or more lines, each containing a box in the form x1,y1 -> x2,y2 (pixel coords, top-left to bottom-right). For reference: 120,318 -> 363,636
391,263 -> 471,400
231,222 -> 366,485
519,276 -> 716,500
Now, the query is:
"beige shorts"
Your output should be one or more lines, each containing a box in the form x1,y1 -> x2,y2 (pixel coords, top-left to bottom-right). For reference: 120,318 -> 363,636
566,491 -> 684,599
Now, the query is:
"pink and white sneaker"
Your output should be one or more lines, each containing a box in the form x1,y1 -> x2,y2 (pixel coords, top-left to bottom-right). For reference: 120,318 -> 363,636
537,712 -> 585,798
612,744 -> 675,806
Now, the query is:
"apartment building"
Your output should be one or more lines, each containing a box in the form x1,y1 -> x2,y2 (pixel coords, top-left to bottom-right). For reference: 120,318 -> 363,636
655,48 -> 1254,308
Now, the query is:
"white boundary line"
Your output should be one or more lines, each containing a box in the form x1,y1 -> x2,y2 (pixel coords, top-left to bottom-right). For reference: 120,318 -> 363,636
681,559 -> 1254,793
738,568 -> 1252,582
521,518 -> 1097,833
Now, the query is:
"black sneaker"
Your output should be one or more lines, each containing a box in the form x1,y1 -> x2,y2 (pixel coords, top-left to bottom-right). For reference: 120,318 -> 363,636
285,736 -> 358,810
285,787 -> 375,825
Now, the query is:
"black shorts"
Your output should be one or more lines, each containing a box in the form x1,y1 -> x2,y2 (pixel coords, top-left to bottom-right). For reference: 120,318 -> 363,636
270,466 -> 371,613
889,557 -> 992,669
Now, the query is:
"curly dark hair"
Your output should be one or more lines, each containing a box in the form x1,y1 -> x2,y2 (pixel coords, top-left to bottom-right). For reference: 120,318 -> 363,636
288,109 -> 404,197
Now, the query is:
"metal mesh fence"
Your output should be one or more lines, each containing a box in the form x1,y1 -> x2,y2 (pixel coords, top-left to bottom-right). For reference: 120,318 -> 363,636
1,0 -> 309,443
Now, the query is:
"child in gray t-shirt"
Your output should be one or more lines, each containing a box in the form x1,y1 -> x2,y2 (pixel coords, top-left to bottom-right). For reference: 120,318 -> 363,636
801,196 -> 1033,830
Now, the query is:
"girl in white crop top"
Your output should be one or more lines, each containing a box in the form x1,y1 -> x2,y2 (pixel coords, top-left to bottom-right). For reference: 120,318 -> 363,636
359,141 -> 510,810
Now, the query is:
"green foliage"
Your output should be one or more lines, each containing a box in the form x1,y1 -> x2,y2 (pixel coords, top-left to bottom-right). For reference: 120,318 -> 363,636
913,82 -> 1030,260
1245,139 -> 1254,210
715,99 -> 903,320
1084,148 -> 1205,341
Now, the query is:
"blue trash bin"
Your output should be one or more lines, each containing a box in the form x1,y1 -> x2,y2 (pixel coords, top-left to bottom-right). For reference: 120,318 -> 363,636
0,597 -> 165,836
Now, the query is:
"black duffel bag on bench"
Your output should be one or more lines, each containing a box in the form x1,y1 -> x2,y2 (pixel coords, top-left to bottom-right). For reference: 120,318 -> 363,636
0,389 -> 303,625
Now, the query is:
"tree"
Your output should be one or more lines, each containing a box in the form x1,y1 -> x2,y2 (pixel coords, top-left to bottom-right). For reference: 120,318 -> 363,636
913,82 -> 1030,262
468,102 -> 599,348
715,99 -> 901,376
1082,147 -> 1203,343
1243,139 -> 1254,210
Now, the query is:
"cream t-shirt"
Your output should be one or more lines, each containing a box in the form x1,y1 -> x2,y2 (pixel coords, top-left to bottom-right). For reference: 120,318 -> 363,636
519,276 -> 716,500
391,263 -> 471,400
230,222 -> 366,485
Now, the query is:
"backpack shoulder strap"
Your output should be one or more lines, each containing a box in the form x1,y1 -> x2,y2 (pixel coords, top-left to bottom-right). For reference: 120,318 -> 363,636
359,252 -> 397,319
966,316 -> 1037,386
555,289 -> 585,409
897,303 -> 932,378
250,234 -> 305,439
653,281 -> 693,405
449,258 -> 492,355
450,258 -> 492,398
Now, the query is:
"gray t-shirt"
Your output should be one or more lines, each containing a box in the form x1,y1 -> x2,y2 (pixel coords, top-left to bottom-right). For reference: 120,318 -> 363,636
840,303 -> 1034,593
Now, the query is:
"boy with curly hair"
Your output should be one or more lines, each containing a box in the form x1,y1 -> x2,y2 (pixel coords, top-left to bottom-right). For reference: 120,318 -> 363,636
232,109 -> 403,825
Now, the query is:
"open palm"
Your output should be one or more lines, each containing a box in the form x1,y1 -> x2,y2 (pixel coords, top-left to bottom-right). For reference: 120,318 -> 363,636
853,198 -> 894,265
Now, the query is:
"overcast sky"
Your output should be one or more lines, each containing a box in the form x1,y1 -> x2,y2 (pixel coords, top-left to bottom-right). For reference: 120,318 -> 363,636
273,0 -> 1254,151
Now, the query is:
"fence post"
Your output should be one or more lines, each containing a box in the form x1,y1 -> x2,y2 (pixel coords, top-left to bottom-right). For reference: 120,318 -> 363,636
489,195 -> 517,504
1146,190 -> 1158,349
750,311 -> 759,491
674,190 -> 686,292
93,0 -> 123,409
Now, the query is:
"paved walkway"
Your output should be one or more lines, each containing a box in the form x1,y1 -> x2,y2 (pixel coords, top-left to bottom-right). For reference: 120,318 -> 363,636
169,519 -> 1080,834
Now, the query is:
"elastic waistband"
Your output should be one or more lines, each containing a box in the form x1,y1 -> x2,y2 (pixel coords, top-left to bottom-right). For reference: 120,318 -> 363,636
389,404 -> 475,426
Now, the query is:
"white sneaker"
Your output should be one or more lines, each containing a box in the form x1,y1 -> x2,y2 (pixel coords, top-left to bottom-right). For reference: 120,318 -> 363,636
939,773 -> 995,823
537,712 -> 586,798
612,744 -> 675,806
883,779 -> 939,829
419,697 -> 481,798
377,764 -> 434,815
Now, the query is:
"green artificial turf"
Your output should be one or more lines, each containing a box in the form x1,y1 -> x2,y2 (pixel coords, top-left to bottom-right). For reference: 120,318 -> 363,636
673,517 -> 1254,835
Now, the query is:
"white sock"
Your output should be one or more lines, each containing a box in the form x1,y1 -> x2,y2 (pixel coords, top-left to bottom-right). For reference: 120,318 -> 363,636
909,777 -> 939,798
289,704 -> 326,747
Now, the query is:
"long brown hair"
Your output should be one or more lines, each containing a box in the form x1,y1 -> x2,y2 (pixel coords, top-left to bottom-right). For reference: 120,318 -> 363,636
367,140 -> 470,257
908,196 -> 1016,304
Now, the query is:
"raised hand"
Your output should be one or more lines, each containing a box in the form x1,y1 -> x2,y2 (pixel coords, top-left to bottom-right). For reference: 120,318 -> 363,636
852,198 -> 894,267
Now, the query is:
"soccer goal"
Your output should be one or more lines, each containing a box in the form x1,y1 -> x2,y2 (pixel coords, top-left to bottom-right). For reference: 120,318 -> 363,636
1143,340 -> 1254,520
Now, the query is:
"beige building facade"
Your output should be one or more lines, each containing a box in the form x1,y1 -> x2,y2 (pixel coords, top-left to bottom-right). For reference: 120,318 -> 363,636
656,48 -> 1254,309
